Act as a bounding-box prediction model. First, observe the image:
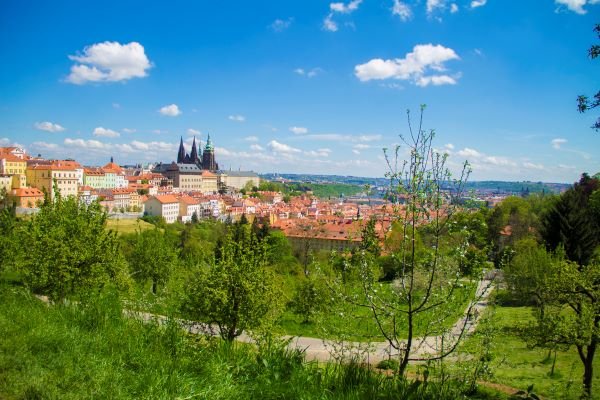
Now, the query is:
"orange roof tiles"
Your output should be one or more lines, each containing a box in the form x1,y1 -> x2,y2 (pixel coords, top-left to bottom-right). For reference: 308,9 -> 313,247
150,194 -> 179,204
10,188 -> 44,197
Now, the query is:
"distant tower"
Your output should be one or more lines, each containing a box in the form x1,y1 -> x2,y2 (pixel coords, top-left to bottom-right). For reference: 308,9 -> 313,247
189,136 -> 200,165
202,133 -> 219,171
177,137 -> 186,163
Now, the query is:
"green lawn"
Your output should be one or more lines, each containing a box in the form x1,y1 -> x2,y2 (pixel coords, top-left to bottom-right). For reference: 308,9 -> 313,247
458,305 -> 600,399
106,218 -> 156,235
277,283 -> 477,342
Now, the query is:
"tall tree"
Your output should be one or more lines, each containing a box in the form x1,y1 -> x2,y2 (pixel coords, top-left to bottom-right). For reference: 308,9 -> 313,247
129,228 -> 179,294
183,230 -> 282,341
541,173 -> 599,266
338,106 -> 480,376
16,195 -> 129,302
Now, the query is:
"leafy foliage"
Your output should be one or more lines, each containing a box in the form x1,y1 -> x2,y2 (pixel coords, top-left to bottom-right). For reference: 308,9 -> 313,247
577,23 -> 600,131
183,228 -> 283,341
15,196 -> 129,302
128,228 -> 179,294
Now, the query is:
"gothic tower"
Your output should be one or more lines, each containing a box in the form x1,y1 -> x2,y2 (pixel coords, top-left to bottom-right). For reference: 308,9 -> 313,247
202,133 -> 219,171
190,136 -> 200,165
177,136 -> 186,163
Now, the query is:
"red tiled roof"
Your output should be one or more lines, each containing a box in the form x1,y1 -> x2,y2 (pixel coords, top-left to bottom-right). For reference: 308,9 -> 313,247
149,194 -> 178,204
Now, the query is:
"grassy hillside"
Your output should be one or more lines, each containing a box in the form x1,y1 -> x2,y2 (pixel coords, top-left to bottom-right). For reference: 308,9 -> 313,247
106,218 -> 156,235
0,286 -> 507,400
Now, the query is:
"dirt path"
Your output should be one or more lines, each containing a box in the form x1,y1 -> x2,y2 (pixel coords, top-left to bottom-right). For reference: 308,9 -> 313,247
280,278 -> 495,363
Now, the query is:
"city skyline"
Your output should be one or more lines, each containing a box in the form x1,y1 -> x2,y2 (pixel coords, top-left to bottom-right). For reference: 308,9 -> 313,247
0,0 -> 599,182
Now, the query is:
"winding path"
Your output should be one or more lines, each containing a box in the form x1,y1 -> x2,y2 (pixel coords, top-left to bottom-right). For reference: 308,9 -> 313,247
178,277 -> 495,364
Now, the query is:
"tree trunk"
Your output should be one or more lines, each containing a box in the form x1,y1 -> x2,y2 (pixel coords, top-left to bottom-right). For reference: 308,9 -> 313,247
582,342 -> 596,398
399,312 -> 413,376
152,280 -> 157,295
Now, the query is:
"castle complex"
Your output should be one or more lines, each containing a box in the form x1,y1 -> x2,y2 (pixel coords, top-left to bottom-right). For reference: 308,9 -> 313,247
177,135 -> 218,171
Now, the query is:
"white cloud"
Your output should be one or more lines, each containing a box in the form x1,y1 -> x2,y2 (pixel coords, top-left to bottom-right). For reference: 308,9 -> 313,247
450,3 -> 459,12
355,44 -> 460,87
470,0 -> 487,8
34,121 -> 65,133
244,136 -> 259,142
353,143 -> 370,150
558,164 -> 576,170
294,67 -> 322,77
228,114 -> 246,122
93,127 -> 120,138
187,128 -> 201,136
483,156 -> 517,167
270,17 -> 293,32
444,143 -> 455,150
122,128 -> 136,134
523,162 -> 545,170
551,138 -> 567,149
66,41 -> 151,84
267,140 -> 301,153
302,133 -> 382,143
554,0 -> 594,14
64,138 -> 110,149
250,144 -> 264,151
426,0 -> 446,15
112,103 -> 121,109
352,149 -> 361,155
303,148 -> 332,158
159,104 -> 181,117
456,147 -> 482,158
31,141 -> 59,150
323,13 -> 338,31
290,126 -> 309,135
330,0 -> 363,13
324,0 -> 362,32
453,147 -> 518,168
416,74 -> 457,87
392,0 -> 412,21
130,140 -> 175,152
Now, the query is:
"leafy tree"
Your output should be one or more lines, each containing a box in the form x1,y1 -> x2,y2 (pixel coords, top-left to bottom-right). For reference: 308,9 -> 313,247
359,217 -> 381,257
507,174 -> 600,397
541,173 -> 599,266
291,277 -> 329,323
0,191 -> 17,274
183,230 -> 282,341
577,23 -> 600,131
16,195 -> 129,302
515,252 -> 600,398
128,228 -> 179,294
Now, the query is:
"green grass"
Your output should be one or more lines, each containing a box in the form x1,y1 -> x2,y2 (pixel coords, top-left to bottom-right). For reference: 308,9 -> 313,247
458,304 -> 600,399
106,218 -> 156,235
0,285 -> 507,400
278,283 -> 476,342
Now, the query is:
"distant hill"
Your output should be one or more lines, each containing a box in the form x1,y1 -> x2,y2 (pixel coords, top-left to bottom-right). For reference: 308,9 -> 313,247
260,173 -> 571,195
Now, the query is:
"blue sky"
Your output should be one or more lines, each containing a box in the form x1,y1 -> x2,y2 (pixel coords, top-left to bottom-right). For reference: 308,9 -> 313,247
0,0 -> 598,182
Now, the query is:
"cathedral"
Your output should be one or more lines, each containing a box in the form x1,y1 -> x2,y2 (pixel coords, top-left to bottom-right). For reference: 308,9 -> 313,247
177,135 -> 219,171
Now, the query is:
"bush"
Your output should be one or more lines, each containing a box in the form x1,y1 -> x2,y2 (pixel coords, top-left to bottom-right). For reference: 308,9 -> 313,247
377,358 -> 400,371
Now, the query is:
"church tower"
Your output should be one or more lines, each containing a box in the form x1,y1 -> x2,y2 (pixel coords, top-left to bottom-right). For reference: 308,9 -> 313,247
177,136 -> 186,163
202,133 -> 219,171
190,136 -> 200,165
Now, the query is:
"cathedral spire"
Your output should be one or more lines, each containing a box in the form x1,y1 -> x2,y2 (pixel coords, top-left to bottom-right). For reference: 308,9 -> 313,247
190,136 -> 199,164
177,136 -> 186,163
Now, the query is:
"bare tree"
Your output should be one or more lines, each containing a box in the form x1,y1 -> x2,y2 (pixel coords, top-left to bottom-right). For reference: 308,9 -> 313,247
336,106 -> 491,375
